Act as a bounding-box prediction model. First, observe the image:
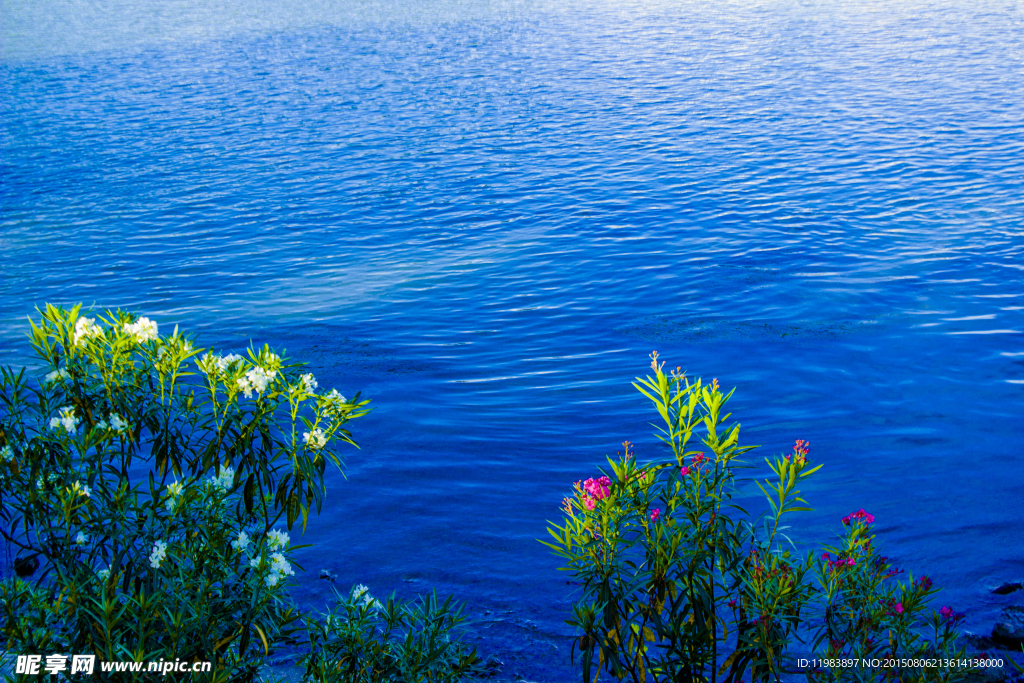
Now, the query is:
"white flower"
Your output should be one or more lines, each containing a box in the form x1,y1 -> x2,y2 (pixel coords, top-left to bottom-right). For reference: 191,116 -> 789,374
210,466 -> 235,491
301,373 -> 318,393
266,528 -> 290,550
95,419 -> 109,431
324,389 -> 346,402
237,365 -> 277,399
0,445 -> 12,461
265,552 -> 295,588
303,429 -> 327,450
77,482 -> 91,498
149,540 -> 168,569
350,584 -> 382,610
231,531 -> 250,552
198,352 -> 243,376
73,317 -> 103,346
74,531 -> 88,545
165,481 -> 183,510
250,557 -> 260,569
97,568 -> 110,581
124,316 -> 158,343
109,413 -> 128,432
44,368 -> 69,384
50,407 -> 80,433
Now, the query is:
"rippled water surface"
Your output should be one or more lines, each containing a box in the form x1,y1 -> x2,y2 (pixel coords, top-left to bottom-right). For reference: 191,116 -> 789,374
2,0 -> 1024,677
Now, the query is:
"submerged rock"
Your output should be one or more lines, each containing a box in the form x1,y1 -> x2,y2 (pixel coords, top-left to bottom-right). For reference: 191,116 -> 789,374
993,582 -> 1024,596
992,606 -> 1024,648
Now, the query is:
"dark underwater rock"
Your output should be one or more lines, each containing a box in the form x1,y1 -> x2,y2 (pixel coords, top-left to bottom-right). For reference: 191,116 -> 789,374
992,606 -> 1024,648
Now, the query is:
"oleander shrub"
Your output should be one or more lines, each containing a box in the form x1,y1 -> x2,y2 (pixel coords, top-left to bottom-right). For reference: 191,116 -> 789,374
544,352 -> 968,683
0,304 -> 370,681
300,584 -> 483,683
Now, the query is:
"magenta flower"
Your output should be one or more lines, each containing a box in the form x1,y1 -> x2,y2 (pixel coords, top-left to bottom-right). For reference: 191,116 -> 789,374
821,552 -> 831,561
728,599 -> 738,608
842,508 -> 875,525
894,602 -> 904,614
650,508 -> 661,521
680,466 -> 691,476
583,476 -> 612,501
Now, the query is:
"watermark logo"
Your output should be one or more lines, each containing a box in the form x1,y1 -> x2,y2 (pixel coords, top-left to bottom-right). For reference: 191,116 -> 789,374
15,654 -> 211,676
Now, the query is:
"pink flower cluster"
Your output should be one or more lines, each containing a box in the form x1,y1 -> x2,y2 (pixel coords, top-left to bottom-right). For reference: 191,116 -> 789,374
842,508 -> 875,525
939,606 -> 964,623
916,576 -> 933,591
822,552 -> 856,570
583,476 -> 611,500
650,508 -> 661,521
579,476 -> 612,510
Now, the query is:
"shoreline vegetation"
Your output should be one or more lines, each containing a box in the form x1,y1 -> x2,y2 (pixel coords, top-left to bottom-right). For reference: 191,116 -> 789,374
0,306 -> 1020,682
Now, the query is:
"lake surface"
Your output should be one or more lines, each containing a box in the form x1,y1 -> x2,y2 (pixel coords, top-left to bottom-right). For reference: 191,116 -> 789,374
2,0 -> 1023,677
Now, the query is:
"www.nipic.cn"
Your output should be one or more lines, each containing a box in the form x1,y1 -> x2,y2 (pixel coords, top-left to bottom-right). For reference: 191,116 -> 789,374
15,654 -> 213,676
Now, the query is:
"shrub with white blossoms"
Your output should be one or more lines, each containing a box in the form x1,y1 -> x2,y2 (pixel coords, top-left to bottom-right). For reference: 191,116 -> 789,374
0,304 -> 371,681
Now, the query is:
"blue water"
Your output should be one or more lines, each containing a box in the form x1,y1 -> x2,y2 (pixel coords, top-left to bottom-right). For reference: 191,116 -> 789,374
2,0 -> 1023,678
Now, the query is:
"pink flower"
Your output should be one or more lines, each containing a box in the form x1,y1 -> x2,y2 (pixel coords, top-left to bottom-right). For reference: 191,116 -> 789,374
583,495 -> 596,511
842,508 -> 875,526
728,599 -> 738,608
821,552 -> 831,561
680,466 -> 691,476
650,508 -> 661,521
940,606 -> 953,620
894,602 -> 904,614
583,476 -> 612,501
846,557 -> 856,567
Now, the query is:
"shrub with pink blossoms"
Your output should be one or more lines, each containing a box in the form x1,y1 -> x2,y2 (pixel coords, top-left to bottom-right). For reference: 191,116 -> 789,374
544,353 -> 969,683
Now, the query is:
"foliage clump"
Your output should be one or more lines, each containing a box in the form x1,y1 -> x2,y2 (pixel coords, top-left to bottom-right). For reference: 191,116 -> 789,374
0,304 -> 480,682
544,352 -> 968,683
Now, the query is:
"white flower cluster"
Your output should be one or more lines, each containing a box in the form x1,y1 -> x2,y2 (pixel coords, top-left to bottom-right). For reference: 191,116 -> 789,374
49,407 -> 80,433
95,412 -> 128,433
352,584 -> 383,611
231,531 -> 250,552
97,568 -> 110,581
266,528 -> 290,550
149,540 -> 169,569
74,531 -> 88,546
210,466 -> 235,491
237,366 -> 277,399
321,389 -> 348,416
165,481 -> 183,510
74,481 -> 91,498
303,429 -> 327,450
124,316 -> 158,343
301,373 -> 318,393
202,352 -> 243,375
44,368 -> 69,384
265,552 -> 295,587
73,317 -> 103,346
